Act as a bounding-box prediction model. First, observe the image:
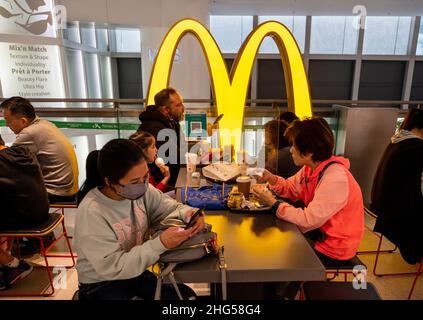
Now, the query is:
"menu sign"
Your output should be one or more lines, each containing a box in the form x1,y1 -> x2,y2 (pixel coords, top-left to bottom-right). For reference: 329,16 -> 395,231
0,42 -> 64,98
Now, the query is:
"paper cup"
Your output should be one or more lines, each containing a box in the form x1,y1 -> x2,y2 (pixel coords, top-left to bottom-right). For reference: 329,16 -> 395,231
186,153 -> 198,173
236,175 -> 252,199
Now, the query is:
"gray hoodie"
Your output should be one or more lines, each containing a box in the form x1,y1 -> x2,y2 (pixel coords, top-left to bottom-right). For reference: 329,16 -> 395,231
74,184 -> 194,284
391,129 -> 421,144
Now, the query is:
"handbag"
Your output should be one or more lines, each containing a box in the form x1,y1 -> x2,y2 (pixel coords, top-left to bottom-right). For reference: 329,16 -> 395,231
151,218 -> 227,300
181,184 -> 232,210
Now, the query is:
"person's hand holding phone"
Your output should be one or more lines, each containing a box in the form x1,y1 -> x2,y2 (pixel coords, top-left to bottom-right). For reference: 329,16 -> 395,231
213,114 -> 224,125
185,209 -> 205,235
207,114 -> 224,136
159,226 -> 194,249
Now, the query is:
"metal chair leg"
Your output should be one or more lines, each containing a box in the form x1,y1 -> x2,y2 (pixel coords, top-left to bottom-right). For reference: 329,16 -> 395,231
360,207 -> 397,255
357,231 -> 397,255
374,236 -> 419,277
39,236 -> 55,296
407,259 -> 423,300
43,220 -> 77,267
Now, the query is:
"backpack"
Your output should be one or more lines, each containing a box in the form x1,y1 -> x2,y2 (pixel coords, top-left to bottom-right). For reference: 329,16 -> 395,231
150,218 -> 227,300
181,184 -> 232,210
306,161 -> 342,243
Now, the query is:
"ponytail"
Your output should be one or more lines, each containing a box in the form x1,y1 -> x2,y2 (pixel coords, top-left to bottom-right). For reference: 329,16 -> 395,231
77,150 -> 102,204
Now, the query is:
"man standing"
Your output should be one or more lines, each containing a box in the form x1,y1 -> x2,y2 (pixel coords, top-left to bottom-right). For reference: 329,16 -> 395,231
1,97 -> 79,203
138,87 -> 185,186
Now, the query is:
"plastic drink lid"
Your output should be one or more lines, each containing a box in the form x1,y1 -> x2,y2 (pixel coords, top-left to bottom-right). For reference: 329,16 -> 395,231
236,175 -> 251,182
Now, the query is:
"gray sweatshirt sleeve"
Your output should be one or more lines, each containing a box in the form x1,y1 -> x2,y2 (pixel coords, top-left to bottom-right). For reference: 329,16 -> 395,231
142,185 -> 196,228
76,202 -> 168,281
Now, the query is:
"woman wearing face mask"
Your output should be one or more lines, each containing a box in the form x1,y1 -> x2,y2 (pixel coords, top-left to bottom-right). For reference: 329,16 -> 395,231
129,131 -> 171,192
253,118 -> 364,265
74,139 -> 204,300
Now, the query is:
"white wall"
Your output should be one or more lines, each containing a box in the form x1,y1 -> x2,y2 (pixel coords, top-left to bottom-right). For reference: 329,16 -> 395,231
139,0 -> 211,100
58,0 -> 211,100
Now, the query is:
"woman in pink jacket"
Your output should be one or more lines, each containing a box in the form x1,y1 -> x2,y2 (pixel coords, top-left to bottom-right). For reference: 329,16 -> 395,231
253,117 -> 364,266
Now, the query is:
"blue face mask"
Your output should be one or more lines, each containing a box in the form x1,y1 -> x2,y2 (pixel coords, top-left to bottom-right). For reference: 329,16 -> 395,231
117,174 -> 149,200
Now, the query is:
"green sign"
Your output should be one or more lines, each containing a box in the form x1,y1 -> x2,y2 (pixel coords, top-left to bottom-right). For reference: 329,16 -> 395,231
0,120 -> 139,131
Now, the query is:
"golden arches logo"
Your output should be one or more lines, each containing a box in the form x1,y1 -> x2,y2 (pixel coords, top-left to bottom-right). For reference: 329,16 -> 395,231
147,18 -> 312,151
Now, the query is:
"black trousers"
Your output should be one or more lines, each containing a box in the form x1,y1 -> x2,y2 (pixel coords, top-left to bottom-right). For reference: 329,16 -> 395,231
78,270 -> 196,300
304,234 -> 354,269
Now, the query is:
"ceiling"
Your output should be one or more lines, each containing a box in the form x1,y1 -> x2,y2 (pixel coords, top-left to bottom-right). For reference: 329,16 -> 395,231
210,0 -> 423,16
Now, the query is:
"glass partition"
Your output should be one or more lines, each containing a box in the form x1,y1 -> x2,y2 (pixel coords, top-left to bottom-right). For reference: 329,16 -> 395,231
1,105 -> 340,189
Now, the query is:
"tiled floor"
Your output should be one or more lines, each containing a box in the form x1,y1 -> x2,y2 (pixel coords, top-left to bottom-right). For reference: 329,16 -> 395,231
0,210 -> 421,300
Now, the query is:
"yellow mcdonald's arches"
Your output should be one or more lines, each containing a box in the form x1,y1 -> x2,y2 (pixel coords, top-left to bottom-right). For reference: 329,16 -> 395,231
147,18 -> 312,152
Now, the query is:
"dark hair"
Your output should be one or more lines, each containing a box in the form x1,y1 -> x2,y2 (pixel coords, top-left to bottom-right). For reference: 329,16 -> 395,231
154,87 -> 178,107
1,96 -> 36,120
129,130 -> 155,154
285,117 -> 334,162
0,134 -> 4,146
400,108 -> 423,131
279,111 -> 299,124
264,120 -> 290,149
77,150 -> 101,204
98,139 -> 145,185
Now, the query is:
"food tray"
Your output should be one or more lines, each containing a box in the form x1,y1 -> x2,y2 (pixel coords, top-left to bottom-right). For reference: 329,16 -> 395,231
227,192 -> 271,212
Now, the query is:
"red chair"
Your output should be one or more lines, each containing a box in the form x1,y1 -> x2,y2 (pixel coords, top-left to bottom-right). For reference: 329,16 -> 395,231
408,259 -> 423,300
325,255 -> 367,282
0,209 -> 75,297
357,207 -> 397,255
373,236 -> 422,300
49,202 -> 78,215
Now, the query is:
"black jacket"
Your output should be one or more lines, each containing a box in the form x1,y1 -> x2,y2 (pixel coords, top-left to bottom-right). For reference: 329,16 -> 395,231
371,136 -> 423,264
0,146 -> 49,230
138,105 -> 181,186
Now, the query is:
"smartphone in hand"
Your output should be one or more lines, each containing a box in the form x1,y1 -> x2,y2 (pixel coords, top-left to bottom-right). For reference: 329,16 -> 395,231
185,209 -> 204,229
213,114 -> 224,125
